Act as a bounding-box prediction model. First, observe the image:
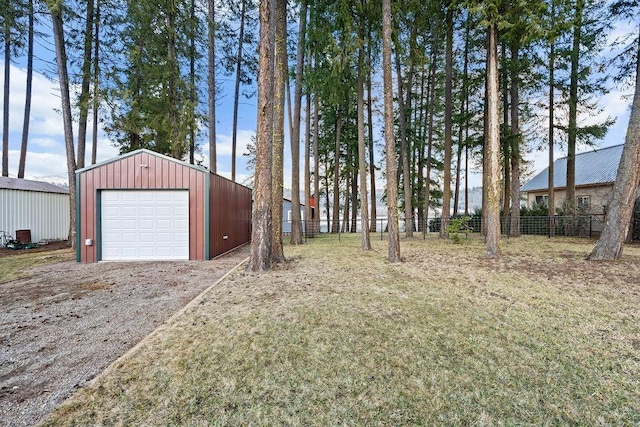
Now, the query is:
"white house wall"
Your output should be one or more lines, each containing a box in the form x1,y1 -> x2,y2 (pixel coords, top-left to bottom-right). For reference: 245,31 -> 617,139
0,189 -> 70,243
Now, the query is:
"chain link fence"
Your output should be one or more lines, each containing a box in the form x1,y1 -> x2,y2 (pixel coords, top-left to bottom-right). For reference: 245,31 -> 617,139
281,214 -> 608,241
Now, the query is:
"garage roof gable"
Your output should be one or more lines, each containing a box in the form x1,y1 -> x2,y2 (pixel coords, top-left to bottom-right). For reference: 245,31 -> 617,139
76,148 -> 209,175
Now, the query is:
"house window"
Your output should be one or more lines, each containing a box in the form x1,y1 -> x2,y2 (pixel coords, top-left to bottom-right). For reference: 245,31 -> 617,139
535,195 -> 548,206
577,196 -> 590,209
287,210 -> 304,221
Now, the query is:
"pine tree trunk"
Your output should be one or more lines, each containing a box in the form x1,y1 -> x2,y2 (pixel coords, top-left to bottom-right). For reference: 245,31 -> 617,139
166,0 -> 181,158
304,51 -> 312,238
91,0 -> 100,165
207,0 -> 217,173
382,0 -> 400,262
462,13 -> 470,217
367,43 -> 377,233
440,6 -> 454,239
48,1 -> 77,248
350,167 -> 357,233
509,38 -> 521,237
357,35 -> 371,249
588,32 -> 640,260
566,0 -> 584,217
248,0 -> 275,272
314,94 -> 320,235
189,0 -> 196,164
394,47 -> 413,237
501,41 -> 510,221
271,0 -> 286,264
548,20 -> 555,233
290,1 -> 307,245
331,112 -> 342,233
231,0 -> 246,181
485,21 -> 501,259
2,10 -> 10,177
18,0 -> 34,178
424,32 -> 439,229
453,136 -> 463,217
416,67 -> 426,232
341,144 -> 351,233
76,0 -> 94,170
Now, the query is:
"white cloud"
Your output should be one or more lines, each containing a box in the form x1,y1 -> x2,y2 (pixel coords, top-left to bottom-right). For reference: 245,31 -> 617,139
1,62 -> 66,137
8,149 -> 68,183
204,129 -> 256,157
31,137 -> 61,149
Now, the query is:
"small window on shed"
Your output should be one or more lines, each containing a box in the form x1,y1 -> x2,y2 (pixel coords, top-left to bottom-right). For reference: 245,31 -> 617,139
577,195 -> 590,209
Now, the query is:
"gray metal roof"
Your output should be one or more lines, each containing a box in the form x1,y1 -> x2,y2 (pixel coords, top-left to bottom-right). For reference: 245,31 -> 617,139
521,144 -> 623,192
0,176 -> 69,194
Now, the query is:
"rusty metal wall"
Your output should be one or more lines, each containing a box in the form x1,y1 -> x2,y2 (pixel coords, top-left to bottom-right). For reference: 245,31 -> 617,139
77,151 -> 207,262
209,174 -> 252,258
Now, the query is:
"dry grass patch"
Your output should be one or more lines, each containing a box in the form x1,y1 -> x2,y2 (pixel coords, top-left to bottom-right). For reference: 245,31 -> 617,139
42,235 -> 640,426
0,249 -> 74,283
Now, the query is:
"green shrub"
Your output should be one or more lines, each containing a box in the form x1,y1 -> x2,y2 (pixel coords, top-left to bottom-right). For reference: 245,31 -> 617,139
447,216 -> 472,244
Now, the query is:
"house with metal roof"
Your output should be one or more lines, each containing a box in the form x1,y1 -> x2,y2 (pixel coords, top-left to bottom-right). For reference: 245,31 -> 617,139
0,176 -> 70,244
521,144 -> 624,215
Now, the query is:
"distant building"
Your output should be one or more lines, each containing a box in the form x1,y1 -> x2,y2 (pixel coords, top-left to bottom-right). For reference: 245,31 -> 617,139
282,197 -> 305,234
0,177 -> 70,243
521,145 -> 627,215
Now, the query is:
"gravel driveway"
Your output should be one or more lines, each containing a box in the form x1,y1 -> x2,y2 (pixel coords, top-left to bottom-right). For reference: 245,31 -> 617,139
0,245 -> 249,427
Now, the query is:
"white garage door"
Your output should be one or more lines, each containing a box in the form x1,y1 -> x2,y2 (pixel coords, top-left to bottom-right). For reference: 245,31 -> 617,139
101,190 -> 189,261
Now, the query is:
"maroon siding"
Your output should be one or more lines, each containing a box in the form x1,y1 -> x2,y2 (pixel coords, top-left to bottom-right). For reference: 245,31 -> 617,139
78,151 -> 207,262
209,173 -> 252,258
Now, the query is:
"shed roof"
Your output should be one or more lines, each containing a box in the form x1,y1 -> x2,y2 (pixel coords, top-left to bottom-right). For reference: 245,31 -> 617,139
75,148 -> 209,175
521,144 -> 623,192
0,176 -> 69,194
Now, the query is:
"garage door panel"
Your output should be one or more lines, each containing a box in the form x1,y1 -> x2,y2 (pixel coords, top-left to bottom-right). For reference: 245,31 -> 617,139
156,220 -> 172,230
174,233 -> 189,243
139,206 -> 154,216
121,192 -> 138,201
157,207 -> 174,217
122,206 -> 138,216
156,232 -> 172,243
103,206 -> 120,216
101,190 -> 189,261
139,247 -> 156,257
156,192 -> 173,202
121,219 -> 137,229
139,220 -> 154,230
139,232 -> 155,243
174,219 -> 189,229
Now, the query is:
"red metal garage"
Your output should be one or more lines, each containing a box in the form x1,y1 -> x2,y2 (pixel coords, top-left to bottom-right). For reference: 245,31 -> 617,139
76,149 -> 251,262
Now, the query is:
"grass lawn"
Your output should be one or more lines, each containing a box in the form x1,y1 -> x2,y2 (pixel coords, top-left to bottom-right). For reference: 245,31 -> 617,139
0,248 -> 74,283
42,234 -> 640,426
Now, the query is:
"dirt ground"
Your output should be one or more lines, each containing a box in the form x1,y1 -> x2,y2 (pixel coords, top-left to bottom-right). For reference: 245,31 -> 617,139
0,245 -> 250,427
0,241 -> 70,259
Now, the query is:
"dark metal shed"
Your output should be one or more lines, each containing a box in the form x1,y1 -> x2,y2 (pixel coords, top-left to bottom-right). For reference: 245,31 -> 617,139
76,149 -> 251,262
